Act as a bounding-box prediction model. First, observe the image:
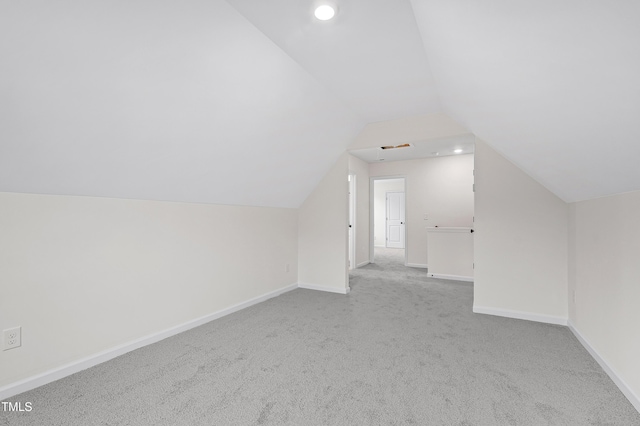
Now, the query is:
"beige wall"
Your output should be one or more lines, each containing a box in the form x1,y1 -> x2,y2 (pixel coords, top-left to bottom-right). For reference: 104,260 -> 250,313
369,154 -> 474,267
473,140 -> 568,322
348,155 -> 370,267
0,192 -> 298,388
570,190 -> 640,403
298,153 -> 349,292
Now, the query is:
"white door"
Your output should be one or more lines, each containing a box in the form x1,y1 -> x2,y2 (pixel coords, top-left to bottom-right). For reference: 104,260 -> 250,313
386,192 -> 405,249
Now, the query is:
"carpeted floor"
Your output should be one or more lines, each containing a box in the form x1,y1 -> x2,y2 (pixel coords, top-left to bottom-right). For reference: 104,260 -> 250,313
2,248 -> 639,425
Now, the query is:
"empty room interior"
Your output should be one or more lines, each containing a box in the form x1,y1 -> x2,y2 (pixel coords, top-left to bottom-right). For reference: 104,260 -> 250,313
1,1 -> 640,424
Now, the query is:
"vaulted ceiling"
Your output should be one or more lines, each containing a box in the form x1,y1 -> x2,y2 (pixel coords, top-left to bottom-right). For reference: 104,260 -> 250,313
411,0 -> 640,202
1,1 -> 639,207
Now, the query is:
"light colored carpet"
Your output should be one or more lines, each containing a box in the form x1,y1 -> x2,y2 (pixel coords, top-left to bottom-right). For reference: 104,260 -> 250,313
2,248 -> 639,425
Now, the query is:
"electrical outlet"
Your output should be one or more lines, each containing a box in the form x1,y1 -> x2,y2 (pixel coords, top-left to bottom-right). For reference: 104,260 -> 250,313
3,327 -> 21,351
285,264 -> 290,273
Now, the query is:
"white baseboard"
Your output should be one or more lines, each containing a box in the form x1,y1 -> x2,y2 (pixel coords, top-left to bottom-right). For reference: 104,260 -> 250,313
374,244 -> 386,248
298,283 -> 350,295
472,308 -> 638,413
568,321 -> 640,413
472,305 -> 568,326
406,263 -> 428,269
356,260 -> 370,268
428,272 -> 473,282
0,283 -> 299,400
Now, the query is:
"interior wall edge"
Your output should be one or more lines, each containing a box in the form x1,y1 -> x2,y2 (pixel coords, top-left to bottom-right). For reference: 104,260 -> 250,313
297,152 -> 349,292
297,283 -> 350,295
472,305 -> 568,326
428,273 -> 473,282
473,139 -> 568,320
568,321 -> 640,414
472,307 -> 639,414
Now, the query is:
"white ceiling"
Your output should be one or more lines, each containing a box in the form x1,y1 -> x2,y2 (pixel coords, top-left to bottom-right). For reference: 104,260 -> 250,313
410,0 -> 640,202
0,1 -> 364,208
1,1 -> 639,207
226,0 -> 441,123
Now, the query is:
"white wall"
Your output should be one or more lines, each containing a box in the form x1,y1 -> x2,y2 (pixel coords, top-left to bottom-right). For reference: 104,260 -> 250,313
473,140 -> 568,322
570,190 -> 640,406
348,155 -> 370,268
373,179 -> 405,247
298,153 -> 349,292
369,154 -> 474,267
0,191 -> 298,388
427,227 -> 474,280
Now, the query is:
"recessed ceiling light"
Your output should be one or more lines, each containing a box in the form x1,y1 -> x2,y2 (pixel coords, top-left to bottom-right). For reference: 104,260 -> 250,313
454,149 -> 463,154
315,5 -> 336,20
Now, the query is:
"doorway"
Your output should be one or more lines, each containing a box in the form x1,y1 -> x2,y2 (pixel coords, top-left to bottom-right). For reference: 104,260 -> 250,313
370,177 -> 406,266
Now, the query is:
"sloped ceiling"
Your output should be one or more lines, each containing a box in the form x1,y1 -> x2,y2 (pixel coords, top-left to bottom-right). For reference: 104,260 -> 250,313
410,0 -> 640,202
0,1 -> 365,208
2,0 -> 639,207
226,0 -> 441,123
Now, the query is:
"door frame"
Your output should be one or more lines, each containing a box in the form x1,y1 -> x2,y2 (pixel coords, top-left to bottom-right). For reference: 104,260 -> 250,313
348,173 -> 357,270
369,176 -> 407,266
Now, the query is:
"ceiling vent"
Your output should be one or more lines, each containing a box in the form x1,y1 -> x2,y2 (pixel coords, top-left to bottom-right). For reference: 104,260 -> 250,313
380,143 -> 412,150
